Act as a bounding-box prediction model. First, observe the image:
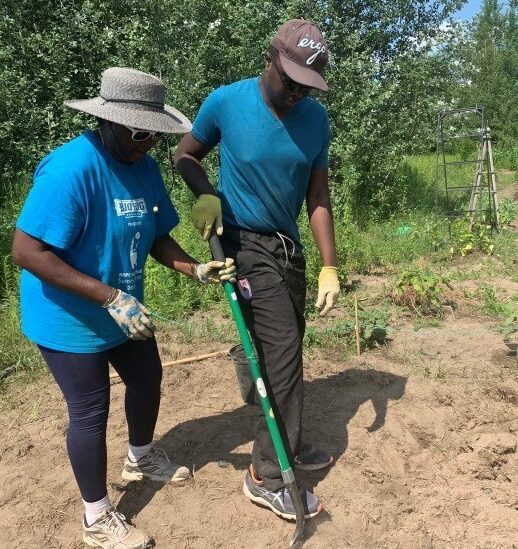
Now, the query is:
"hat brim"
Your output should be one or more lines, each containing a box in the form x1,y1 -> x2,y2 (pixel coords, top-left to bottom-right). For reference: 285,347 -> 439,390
278,55 -> 328,92
64,97 -> 192,134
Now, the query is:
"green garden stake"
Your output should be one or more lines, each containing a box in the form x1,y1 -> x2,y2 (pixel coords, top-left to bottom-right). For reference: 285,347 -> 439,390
209,234 -> 306,548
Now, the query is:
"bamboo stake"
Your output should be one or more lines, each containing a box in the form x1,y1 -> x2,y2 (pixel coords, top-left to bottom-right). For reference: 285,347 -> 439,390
109,350 -> 227,379
354,293 -> 361,356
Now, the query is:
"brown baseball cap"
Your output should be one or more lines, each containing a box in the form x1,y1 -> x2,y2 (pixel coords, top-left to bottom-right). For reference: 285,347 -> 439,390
271,19 -> 329,91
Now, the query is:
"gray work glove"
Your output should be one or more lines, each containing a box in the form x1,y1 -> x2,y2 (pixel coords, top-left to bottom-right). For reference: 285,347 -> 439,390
195,259 -> 236,284
105,290 -> 155,340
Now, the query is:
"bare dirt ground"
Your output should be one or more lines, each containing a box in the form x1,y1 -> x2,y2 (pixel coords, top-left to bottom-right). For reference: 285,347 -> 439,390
1,276 -> 518,549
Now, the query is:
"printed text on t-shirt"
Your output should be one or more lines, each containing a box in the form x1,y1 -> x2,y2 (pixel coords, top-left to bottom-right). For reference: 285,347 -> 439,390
114,198 -> 147,218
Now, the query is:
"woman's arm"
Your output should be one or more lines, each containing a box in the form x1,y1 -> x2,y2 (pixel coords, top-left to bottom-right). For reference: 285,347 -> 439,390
12,228 -> 113,305
149,234 -> 198,278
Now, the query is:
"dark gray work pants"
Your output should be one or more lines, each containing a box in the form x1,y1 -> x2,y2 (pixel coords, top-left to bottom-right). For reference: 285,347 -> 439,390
221,228 -> 306,490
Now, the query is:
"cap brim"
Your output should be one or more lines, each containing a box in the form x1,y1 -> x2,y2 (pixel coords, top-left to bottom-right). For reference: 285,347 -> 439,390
278,55 -> 328,92
64,97 -> 192,134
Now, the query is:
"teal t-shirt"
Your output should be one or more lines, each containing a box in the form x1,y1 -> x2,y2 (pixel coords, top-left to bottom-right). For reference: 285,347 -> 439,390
16,131 -> 179,352
191,77 -> 330,246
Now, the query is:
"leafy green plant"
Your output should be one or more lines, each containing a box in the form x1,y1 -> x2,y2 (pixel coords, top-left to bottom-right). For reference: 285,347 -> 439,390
392,267 -> 451,316
304,307 -> 388,353
476,283 -> 509,316
449,219 -> 494,257
497,312 -> 518,341
499,198 -> 518,227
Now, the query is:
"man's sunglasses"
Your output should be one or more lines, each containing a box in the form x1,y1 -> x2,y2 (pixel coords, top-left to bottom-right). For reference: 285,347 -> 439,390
124,125 -> 164,142
271,55 -> 312,96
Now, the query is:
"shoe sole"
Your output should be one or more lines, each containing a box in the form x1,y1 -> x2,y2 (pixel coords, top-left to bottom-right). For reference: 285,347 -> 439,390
122,470 -> 190,483
243,482 -> 322,520
83,533 -> 153,549
294,456 -> 334,471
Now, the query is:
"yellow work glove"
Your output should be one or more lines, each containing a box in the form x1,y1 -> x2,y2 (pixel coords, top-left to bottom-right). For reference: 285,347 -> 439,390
192,194 -> 223,241
315,266 -> 340,316
195,259 -> 236,284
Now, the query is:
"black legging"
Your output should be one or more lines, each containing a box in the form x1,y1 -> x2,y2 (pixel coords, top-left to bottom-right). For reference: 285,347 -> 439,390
39,338 -> 162,502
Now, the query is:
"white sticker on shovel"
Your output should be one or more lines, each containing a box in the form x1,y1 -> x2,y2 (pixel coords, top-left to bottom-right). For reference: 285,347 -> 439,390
256,378 -> 267,398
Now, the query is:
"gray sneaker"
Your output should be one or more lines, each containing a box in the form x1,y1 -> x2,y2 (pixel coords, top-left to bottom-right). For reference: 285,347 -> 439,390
294,444 -> 333,471
122,447 -> 190,483
243,466 -> 322,520
82,507 -> 152,548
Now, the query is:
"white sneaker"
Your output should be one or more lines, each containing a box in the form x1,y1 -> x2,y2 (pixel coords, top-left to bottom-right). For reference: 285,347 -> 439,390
82,507 -> 152,548
122,447 -> 190,483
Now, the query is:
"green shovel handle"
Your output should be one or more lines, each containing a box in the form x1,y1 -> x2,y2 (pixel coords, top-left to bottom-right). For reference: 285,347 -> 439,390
209,235 -> 292,474
209,234 -> 305,547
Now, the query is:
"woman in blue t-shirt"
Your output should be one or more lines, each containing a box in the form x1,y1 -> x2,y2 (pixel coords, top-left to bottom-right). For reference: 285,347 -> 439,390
12,67 -> 235,549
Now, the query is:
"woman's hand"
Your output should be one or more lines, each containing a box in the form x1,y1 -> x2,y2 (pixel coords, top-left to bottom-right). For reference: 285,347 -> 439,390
196,259 -> 236,284
105,290 -> 155,340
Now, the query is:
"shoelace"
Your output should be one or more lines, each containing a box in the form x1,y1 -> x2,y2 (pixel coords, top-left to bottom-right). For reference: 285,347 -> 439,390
276,231 -> 296,268
102,510 -> 129,537
150,446 -> 171,465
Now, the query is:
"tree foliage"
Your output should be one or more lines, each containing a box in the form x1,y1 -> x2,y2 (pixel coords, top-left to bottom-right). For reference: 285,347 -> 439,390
1,0 -> 465,223
445,0 -> 518,148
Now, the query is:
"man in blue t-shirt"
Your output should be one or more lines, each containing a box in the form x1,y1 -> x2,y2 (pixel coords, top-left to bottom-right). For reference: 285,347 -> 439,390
175,20 -> 340,520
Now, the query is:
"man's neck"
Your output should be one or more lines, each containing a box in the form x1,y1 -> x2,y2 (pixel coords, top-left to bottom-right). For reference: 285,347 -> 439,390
258,73 -> 288,119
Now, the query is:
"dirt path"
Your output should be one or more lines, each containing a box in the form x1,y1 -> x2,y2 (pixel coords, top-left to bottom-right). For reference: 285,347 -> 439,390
1,310 -> 518,548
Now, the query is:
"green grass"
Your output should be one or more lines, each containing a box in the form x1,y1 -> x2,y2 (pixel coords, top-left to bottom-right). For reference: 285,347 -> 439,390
1,152 -> 517,378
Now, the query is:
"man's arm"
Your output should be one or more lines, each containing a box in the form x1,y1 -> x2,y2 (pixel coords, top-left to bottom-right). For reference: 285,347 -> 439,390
174,134 -> 216,197
174,134 -> 223,240
306,168 -> 337,267
306,168 -> 340,316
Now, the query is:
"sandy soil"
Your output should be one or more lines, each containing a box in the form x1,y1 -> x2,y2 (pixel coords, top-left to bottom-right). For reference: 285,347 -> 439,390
1,286 -> 518,548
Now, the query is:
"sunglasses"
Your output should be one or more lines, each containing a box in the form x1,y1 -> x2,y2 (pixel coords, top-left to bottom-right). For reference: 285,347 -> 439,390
124,125 -> 164,142
271,56 -> 312,96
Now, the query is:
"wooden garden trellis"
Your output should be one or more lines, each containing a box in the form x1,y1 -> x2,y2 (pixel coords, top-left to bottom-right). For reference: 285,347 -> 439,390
435,107 -> 500,231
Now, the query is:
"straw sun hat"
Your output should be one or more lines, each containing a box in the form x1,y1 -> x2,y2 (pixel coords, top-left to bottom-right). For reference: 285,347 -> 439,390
64,67 -> 192,134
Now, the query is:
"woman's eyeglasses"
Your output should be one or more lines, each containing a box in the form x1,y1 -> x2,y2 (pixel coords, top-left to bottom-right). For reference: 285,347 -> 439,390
271,56 -> 312,96
124,125 -> 164,142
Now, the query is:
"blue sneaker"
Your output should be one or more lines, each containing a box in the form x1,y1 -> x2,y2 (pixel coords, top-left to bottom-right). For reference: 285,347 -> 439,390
243,466 -> 322,520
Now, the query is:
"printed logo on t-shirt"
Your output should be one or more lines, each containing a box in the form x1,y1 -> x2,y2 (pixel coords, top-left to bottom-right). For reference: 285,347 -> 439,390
114,198 -> 147,218
130,232 -> 140,270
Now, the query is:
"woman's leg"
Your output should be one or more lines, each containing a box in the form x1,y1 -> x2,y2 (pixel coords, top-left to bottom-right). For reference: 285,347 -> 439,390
108,338 -> 190,483
107,338 -> 162,446
38,346 -> 110,503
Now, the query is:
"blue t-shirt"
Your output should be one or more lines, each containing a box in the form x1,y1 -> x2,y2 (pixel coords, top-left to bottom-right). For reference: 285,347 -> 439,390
191,77 -> 330,246
16,130 -> 179,353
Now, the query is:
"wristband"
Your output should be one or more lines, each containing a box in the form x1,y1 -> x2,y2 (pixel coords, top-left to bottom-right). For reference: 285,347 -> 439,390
102,287 -> 119,308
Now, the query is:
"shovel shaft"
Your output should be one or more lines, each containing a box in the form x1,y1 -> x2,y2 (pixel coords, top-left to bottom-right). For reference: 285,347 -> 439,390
210,234 -> 305,546
211,235 -> 292,474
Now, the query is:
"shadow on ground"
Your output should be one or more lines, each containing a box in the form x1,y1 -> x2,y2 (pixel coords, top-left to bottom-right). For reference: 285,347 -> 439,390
117,367 -> 407,543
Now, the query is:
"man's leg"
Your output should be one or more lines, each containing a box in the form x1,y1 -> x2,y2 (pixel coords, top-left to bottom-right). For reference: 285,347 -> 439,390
221,230 -> 307,491
243,279 -> 304,490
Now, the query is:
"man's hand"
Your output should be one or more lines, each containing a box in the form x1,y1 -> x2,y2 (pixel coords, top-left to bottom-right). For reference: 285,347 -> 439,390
315,266 -> 340,316
196,258 -> 236,284
105,290 -> 155,340
192,194 -> 223,241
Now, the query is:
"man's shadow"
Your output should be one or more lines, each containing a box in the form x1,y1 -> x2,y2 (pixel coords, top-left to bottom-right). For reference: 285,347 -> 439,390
117,367 -> 407,521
